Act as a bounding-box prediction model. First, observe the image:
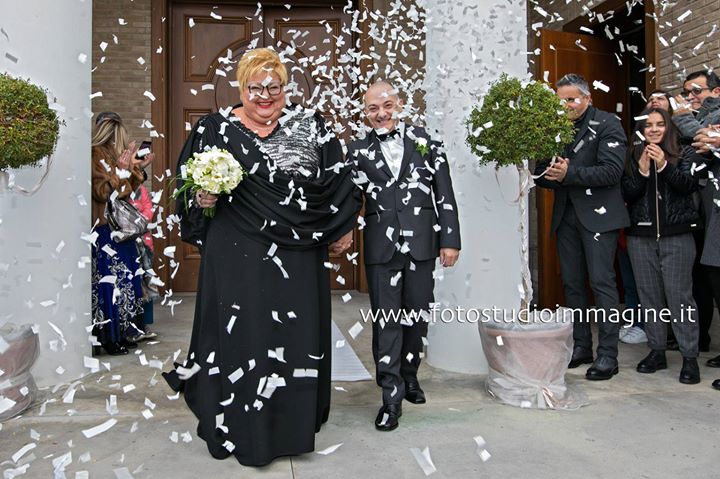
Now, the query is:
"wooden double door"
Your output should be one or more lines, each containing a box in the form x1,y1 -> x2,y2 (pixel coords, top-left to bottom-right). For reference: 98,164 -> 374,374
168,2 -> 358,292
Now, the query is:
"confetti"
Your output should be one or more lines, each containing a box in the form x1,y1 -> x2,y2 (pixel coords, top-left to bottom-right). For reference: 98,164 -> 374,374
317,443 -> 343,455
82,418 -> 117,438
410,446 -> 437,476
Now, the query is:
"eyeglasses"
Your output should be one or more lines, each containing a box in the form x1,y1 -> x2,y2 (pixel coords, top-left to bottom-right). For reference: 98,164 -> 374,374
247,83 -> 284,97
681,87 -> 710,97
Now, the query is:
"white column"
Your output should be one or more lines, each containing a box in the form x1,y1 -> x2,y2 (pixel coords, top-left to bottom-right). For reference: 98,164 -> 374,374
0,0 -> 92,386
423,0 -> 529,374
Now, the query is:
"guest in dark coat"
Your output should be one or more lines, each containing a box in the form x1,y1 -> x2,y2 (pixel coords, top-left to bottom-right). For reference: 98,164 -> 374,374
534,73 -> 629,381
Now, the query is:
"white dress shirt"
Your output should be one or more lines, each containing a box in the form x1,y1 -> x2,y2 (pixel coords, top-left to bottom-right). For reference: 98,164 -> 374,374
377,123 -> 405,179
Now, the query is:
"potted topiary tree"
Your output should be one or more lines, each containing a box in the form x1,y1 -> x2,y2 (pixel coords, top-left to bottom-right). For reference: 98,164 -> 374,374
466,74 -> 585,409
0,73 -> 61,194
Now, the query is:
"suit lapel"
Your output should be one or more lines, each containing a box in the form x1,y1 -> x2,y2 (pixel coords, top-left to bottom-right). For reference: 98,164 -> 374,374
397,125 -> 416,179
566,107 -> 594,157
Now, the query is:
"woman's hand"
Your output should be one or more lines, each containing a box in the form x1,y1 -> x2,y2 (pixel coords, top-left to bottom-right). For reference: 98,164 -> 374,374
330,230 -> 353,255
195,190 -> 218,209
638,148 -> 650,175
116,141 -> 138,170
645,144 -> 666,170
133,151 -> 155,170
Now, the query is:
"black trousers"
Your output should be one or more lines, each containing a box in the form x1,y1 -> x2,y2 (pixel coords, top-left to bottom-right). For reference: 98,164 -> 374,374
366,251 -> 435,405
693,231 -> 720,349
704,265 -> 720,344
556,202 -> 621,359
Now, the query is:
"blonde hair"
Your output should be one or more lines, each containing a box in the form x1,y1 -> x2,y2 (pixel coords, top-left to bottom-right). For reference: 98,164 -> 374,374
92,117 -> 130,158
236,48 -> 288,93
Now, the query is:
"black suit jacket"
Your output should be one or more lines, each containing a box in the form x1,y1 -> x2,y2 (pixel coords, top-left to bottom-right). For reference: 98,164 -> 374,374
534,106 -> 630,233
349,125 -> 461,265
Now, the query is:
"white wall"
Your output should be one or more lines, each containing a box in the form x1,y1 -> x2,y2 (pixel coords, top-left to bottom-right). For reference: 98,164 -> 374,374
423,0 -> 529,373
0,0 -> 92,386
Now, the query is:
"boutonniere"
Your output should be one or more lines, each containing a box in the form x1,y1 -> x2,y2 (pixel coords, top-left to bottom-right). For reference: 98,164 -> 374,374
415,137 -> 429,156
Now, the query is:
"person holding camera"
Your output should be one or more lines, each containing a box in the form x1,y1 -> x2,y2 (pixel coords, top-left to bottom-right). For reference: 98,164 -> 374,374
91,112 -> 153,355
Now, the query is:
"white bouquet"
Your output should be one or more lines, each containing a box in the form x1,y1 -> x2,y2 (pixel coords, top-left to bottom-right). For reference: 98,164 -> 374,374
172,146 -> 246,218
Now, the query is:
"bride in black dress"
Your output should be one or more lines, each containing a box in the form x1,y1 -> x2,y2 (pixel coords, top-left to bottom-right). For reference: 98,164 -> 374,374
164,48 -> 359,466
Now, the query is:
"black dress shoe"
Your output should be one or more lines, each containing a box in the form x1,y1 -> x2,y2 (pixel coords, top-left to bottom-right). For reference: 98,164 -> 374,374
636,350 -> 667,374
375,403 -> 402,431
679,358 -> 700,384
100,342 -> 129,356
706,354 -> 720,368
405,381 -> 426,404
568,347 -> 593,369
586,356 -> 619,381
712,379 -> 720,391
120,338 -> 138,349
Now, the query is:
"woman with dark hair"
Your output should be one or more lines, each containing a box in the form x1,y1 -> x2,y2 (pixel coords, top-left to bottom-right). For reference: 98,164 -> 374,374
90,113 -> 153,355
622,107 -> 703,384
646,89 -> 673,115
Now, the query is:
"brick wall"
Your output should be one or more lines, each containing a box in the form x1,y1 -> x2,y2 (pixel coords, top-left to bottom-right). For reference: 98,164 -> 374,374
656,1 -> 720,91
92,0 -> 152,145
528,0 -> 720,92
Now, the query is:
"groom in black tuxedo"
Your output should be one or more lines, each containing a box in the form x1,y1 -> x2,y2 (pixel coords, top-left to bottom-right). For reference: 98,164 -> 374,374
346,81 -> 461,431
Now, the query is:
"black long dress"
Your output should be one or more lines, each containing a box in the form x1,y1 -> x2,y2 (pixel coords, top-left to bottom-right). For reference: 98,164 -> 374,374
166,106 -> 360,466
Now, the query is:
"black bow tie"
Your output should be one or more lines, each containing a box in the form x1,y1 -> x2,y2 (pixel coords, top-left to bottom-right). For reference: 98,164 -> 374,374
376,129 -> 401,142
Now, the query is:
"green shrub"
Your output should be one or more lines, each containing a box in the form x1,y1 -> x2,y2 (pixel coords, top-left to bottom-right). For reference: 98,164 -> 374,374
0,73 -> 61,170
466,74 -> 574,168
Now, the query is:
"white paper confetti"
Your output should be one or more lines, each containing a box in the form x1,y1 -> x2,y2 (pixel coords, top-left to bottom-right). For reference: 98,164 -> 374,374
317,443 -> 343,455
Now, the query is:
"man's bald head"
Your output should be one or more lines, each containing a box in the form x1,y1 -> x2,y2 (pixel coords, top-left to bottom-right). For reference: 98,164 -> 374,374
363,81 -> 403,132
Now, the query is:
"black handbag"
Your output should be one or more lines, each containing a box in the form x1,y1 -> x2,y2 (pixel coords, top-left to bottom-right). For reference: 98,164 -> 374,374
105,197 -> 148,242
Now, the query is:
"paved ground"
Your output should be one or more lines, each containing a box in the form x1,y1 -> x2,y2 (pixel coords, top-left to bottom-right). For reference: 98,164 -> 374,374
2,292 -> 720,478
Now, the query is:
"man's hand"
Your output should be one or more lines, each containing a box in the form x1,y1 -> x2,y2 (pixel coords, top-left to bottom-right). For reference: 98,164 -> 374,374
545,157 -> 569,182
439,248 -> 459,267
672,95 -> 693,116
330,230 -> 353,255
692,125 -> 720,154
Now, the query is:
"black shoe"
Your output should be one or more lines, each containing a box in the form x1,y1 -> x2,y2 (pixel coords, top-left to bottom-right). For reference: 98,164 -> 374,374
679,358 -> 700,384
586,356 -> 619,381
568,346 -> 593,369
375,403 -> 402,431
636,350 -> 667,374
712,379 -> 720,391
706,354 -> 720,368
120,338 -> 138,349
98,342 -> 129,356
405,380 -> 426,404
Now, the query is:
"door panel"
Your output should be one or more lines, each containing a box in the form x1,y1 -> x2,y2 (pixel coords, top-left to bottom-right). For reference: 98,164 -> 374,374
537,29 -> 626,309
169,2 -> 356,292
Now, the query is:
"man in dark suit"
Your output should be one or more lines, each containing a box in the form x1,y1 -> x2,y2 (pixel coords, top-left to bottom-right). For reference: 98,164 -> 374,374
346,81 -> 461,431
534,73 -> 630,381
